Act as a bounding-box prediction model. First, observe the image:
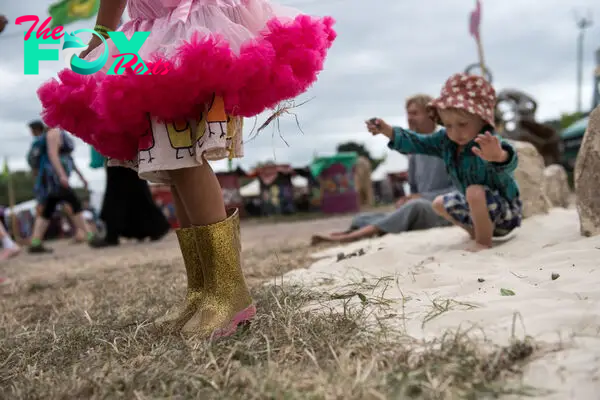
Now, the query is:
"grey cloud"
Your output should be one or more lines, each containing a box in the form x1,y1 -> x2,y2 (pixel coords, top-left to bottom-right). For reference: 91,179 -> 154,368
1,0 -> 599,196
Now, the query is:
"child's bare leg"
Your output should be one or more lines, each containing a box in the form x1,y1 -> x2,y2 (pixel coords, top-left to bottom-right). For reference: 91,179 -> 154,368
311,225 -> 380,245
171,185 -> 192,228
168,163 -> 226,226
432,196 -> 475,239
465,185 -> 493,251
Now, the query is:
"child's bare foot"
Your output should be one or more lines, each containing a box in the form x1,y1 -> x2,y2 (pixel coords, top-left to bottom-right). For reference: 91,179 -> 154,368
310,234 -> 335,246
465,242 -> 491,252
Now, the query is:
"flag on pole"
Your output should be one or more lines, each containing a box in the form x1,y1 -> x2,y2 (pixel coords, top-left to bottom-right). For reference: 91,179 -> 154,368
49,0 -> 100,29
469,0 -> 482,41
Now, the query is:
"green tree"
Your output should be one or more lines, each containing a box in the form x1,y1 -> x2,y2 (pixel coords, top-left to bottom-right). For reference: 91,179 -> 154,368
0,170 -> 36,206
336,141 -> 385,171
0,170 -> 89,207
559,111 -> 586,130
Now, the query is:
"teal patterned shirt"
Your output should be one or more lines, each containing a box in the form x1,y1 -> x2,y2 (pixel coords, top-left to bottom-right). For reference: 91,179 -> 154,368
387,127 -> 520,201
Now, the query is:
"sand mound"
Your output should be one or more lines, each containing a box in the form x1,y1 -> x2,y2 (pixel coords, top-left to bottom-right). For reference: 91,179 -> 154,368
282,208 -> 600,399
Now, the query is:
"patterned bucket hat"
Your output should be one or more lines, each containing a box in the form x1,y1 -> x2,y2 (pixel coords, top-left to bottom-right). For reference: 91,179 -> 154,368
427,73 -> 497,128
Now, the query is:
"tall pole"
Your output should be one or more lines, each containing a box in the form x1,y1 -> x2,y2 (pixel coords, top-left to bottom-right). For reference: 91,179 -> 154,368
575,12 -> 593,113
594,48 -> 600,109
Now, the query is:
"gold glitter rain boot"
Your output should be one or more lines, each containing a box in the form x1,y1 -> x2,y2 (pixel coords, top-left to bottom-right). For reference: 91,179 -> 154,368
181,208 -> 256,338
155,227 -> 205,332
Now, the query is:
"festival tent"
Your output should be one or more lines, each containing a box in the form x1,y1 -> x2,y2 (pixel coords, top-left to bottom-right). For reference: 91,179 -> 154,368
240,179 -> 260,197
240,175 -> 309,198
310,152 -> 360,214
244,164 -> 300,215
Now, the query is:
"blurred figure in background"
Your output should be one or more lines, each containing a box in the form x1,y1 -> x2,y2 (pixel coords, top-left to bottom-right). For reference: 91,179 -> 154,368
89,148 -> 170,248
26,121 -> 92,253
0,221 -> 20,261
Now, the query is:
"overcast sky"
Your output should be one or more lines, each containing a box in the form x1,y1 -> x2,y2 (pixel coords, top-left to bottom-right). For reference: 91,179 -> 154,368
1,0 -> 599,196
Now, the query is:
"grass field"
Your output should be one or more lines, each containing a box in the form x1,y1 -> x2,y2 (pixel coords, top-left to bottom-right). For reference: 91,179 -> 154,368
0,216 -> 538,399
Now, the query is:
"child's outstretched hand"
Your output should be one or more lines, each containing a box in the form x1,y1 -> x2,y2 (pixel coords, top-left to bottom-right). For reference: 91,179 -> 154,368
472,132 -> 508,163
365,118 -> 393,140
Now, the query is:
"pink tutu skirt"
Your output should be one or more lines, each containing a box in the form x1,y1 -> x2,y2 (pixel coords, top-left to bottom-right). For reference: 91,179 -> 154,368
38,0 -> 335,183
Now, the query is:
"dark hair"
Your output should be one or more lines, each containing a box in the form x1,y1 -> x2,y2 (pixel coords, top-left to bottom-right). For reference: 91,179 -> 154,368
28,120 -> 46,132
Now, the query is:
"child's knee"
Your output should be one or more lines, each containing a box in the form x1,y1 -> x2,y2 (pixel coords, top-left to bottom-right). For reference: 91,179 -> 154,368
465,185 -> 487,204
432,196 -> 445,214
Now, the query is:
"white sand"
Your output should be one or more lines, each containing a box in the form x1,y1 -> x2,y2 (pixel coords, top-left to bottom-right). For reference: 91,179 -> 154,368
282,208 -> 600,399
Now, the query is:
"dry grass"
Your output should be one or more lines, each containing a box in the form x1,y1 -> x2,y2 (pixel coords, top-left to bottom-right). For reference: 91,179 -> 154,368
1,256 -> 539,400
0,216 -> 541,400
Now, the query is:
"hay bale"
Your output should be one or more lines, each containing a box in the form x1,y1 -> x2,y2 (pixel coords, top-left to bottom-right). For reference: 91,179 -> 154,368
507,139 -> 550,218
543,164 -> 571,208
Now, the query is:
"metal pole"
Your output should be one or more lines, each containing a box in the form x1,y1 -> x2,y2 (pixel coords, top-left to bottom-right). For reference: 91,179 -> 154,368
575,12 -> 593,113
577,30 -> 583,113
594,48 -> 600,109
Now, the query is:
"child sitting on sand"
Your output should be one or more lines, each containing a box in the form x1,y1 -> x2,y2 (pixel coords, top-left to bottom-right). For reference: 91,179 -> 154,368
367,73 -> 522,252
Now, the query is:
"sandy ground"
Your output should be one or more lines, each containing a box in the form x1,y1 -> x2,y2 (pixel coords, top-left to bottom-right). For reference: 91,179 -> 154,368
281,207 -> 600,399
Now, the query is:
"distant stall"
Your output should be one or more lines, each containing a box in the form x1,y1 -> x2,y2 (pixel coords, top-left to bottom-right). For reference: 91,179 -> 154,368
247,164 -> 296,215
215,166 -> 246,216
311,152 -> 359,214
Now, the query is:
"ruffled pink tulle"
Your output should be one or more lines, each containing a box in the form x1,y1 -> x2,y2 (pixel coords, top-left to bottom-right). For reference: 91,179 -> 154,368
38,70 -> 100,146
37,15 -> 336,160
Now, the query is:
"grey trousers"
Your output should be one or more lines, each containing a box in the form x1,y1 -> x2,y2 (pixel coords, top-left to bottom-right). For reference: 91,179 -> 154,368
349,198 -> 450,234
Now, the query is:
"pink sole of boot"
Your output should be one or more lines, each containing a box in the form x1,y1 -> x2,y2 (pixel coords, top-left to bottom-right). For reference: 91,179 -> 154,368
212,304 -> 257,339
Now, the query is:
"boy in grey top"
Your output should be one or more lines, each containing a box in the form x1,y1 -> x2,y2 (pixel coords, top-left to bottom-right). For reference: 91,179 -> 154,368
311,95 -> 453,245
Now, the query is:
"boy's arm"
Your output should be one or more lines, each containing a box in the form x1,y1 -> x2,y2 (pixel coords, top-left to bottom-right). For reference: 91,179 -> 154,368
387,127 -> 446,157
489,140 -> 518,174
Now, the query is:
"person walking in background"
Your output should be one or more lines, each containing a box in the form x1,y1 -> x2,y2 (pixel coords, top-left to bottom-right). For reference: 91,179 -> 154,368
26,121 -> 92,253
88,150 -> 170,248
27,122 -> 90,243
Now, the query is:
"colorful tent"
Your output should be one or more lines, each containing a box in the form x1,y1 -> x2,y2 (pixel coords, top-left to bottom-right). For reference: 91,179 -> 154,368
311,152 -> 360,214
247,164 -> 296,215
